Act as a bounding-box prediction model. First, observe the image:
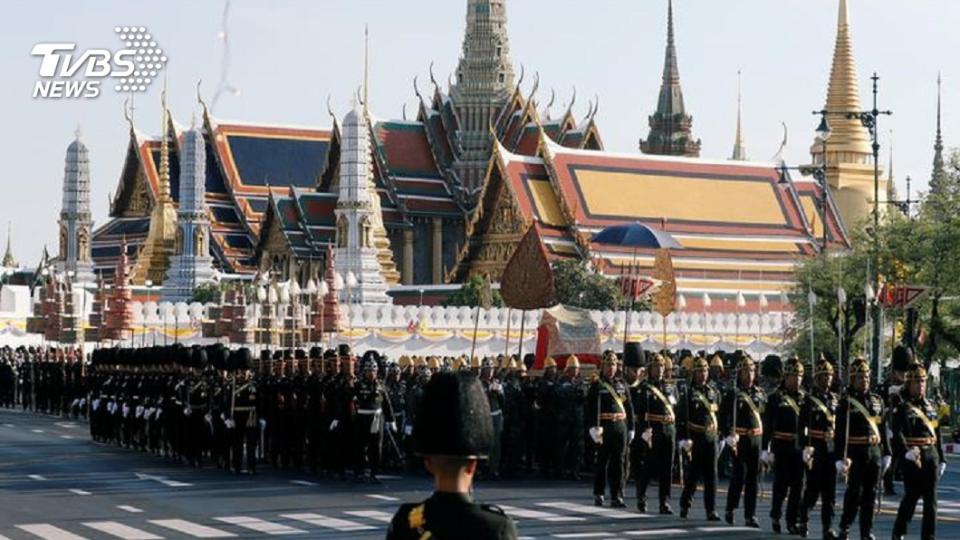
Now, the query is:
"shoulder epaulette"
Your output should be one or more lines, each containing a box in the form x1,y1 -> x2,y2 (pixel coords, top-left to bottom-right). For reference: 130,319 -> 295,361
481,503 -> 506,516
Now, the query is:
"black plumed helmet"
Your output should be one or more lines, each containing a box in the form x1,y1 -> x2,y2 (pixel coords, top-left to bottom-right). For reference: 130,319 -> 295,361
295,348 -> 307,360
338,344 -> 352,357
623,342 -> 643,368
892,344 -> 914,372
761,354 -> 783,378
414,372 -> 494,459
191,346 -> 208,369
309,346 -> 322,359
237,347 -> 254,371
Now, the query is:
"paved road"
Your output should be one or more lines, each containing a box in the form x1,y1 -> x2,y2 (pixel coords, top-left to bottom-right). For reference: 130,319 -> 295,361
0,408 -> 957,539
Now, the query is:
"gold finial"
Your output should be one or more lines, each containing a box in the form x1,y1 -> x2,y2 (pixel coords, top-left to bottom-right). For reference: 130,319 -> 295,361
363,24 -> 370,112
158,72 -> 171,203
819,0 -> 871,159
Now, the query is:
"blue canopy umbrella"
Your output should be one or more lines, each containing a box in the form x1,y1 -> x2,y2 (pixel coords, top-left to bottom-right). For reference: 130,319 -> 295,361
591,221 -> 682,250
592,222 -> 682,351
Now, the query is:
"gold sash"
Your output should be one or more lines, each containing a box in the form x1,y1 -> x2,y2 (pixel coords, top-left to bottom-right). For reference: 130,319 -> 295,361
848,396 -> 882,442
600,380 -> 627,415
905,402 -> 938,439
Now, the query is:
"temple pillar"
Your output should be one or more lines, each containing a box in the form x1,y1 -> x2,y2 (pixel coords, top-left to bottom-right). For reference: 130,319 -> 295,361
403,228 -> 414,285
432,217 -> 443,284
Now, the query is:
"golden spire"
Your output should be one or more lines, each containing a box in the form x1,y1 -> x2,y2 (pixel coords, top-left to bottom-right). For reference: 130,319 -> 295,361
159,74 -> 172,203
816,0 -> 871,163
731,69 -> 747,161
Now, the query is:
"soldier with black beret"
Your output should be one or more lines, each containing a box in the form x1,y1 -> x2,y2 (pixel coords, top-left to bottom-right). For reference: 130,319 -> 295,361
386,371 -> 518,540
798,358 -> 840,539
764,356 -> 806,534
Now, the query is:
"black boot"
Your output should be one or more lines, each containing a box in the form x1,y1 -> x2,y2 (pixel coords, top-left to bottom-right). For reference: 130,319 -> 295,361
707,511 -> 721,521
659,503 -> 673,515
725,510 -> 735,525
822,529 -> 837,540
834,528 -> 849,540
611,497 -> 626,508
636,500 -> 647,512
772,520 -> 782,534
594,495 -> 604,507
787,524 -> 800,535
680,506 -> 688,519
745,516 -> 760,528
798,523 -> 808,538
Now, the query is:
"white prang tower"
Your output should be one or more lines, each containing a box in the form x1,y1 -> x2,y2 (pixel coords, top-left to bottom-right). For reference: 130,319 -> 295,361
162,117 -> 216,301
333,100 -> 391,305
57,129 -> 96,284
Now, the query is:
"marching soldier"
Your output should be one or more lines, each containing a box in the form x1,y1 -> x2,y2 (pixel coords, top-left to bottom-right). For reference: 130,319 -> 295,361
722,354 -> 766,528
677,355 -> 722,520
891,364 -> 946,540
386,371 -> 517,540
330,345 -> 358,479
834,358 -> 891,540
798,358 -> 840,540
879,345 -> 913,497
228,349 -> 259,475
587,351 -> 634,508
635,353 -> 678,514
537,357 -> 559,477
480,358 -> 505,479
355,356 -> 395,482
556,355 -> 586,480
623,345 -> 645,484
764,356 -> 806,534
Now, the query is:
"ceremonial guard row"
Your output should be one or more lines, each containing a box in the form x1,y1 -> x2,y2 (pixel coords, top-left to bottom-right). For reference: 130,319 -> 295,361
0,343 -> 946,540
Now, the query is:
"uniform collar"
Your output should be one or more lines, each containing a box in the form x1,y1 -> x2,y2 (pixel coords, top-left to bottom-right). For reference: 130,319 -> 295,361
429,491 -> 473,505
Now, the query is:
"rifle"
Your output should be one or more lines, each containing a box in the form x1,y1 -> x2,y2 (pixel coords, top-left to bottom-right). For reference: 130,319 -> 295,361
841,386 -> 851,484
730,368 -> 739,455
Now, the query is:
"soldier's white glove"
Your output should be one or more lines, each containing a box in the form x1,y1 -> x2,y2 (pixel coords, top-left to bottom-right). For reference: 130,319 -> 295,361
224,419 -> 235,429
835,458 -> 851,475
259,418 -> 267,430
905,447 -> 920,464
183,407 -> 192,417
725,434 -> 739,448
679,439 -> 693,452
155,410 -> 162,419
388,421 -> 397,432
886,428 -> 894,440
761,450 -> 774,466
641,427 -> 653,447
404,424 -> 413,436
628,430 -> 636,444
204,413 -> 212,424
589,426 -> 604,444
329,419 -> 339,431
888,385 -> 901,396
802,446 -> 814,465
939,462 -> 947,478
881,455 -> 892,474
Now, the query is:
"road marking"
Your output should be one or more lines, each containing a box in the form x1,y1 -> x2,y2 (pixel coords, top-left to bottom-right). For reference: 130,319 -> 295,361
117,505 -> 144,513
3,423 -> 14,427
28,474 -> 47,481
553,533 -> 613,539
624,529 -> 686,537
69,489 -> 92,496
365,494 -> 399,501
344,510 -> 393,523
696,526 -> 758,532
60,435 -> 75,440
290,480 -> 317,486
32,429 -> 45,433
16,524 -> 88,540
537,501 -> 647,520
148,519 -> 235,538
135,473 -> 192,488
500,505 -> 585,522
83,521 -> 162,540
214,516 -> 306,535
377,474 -> 401,480
55,422 -> 78,429
280,513 -> 375,532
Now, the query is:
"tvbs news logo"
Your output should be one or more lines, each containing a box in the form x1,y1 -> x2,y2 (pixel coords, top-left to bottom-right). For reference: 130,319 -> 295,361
31,26 -> 167,99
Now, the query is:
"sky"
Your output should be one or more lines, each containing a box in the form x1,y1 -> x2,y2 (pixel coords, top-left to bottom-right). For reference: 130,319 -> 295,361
0,0 -> 956,266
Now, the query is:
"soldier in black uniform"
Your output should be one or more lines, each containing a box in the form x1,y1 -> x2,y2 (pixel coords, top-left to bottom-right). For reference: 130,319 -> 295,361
623,345 -> 645,485
833,358 -> 891,540
798,359 -> 840,540
556,355 -> 585,480
480,358 -> 505,479
329,344 -> 358,479
536,357 -> 559,476
354,356 -> 395,482
764,356 -> 806,534
635,352 -> 677,514
587,351 -> 634,508
386,371 -> 518,540
722,354 -> 766,528
677,356 -> 722,520
227,349 -> 259,475
891,364 -> 946,540
879,344 -> 913,497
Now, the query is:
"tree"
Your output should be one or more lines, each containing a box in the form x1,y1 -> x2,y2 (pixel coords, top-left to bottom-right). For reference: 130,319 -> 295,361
551,260 -> 629,311
191,282 -> 222,304
443,275 -> 504,308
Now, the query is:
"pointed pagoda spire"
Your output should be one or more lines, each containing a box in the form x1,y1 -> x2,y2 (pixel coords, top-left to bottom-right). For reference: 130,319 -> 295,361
931,72 -> 946,194
640,0 -> 700,157
2,222 -> 15,268
813,0 -> 871,165
158,76 -> 172,203
731,70 -> 747,161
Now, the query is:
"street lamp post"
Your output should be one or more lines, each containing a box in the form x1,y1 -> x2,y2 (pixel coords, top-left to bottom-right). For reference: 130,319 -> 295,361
778,112 -> 831,250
